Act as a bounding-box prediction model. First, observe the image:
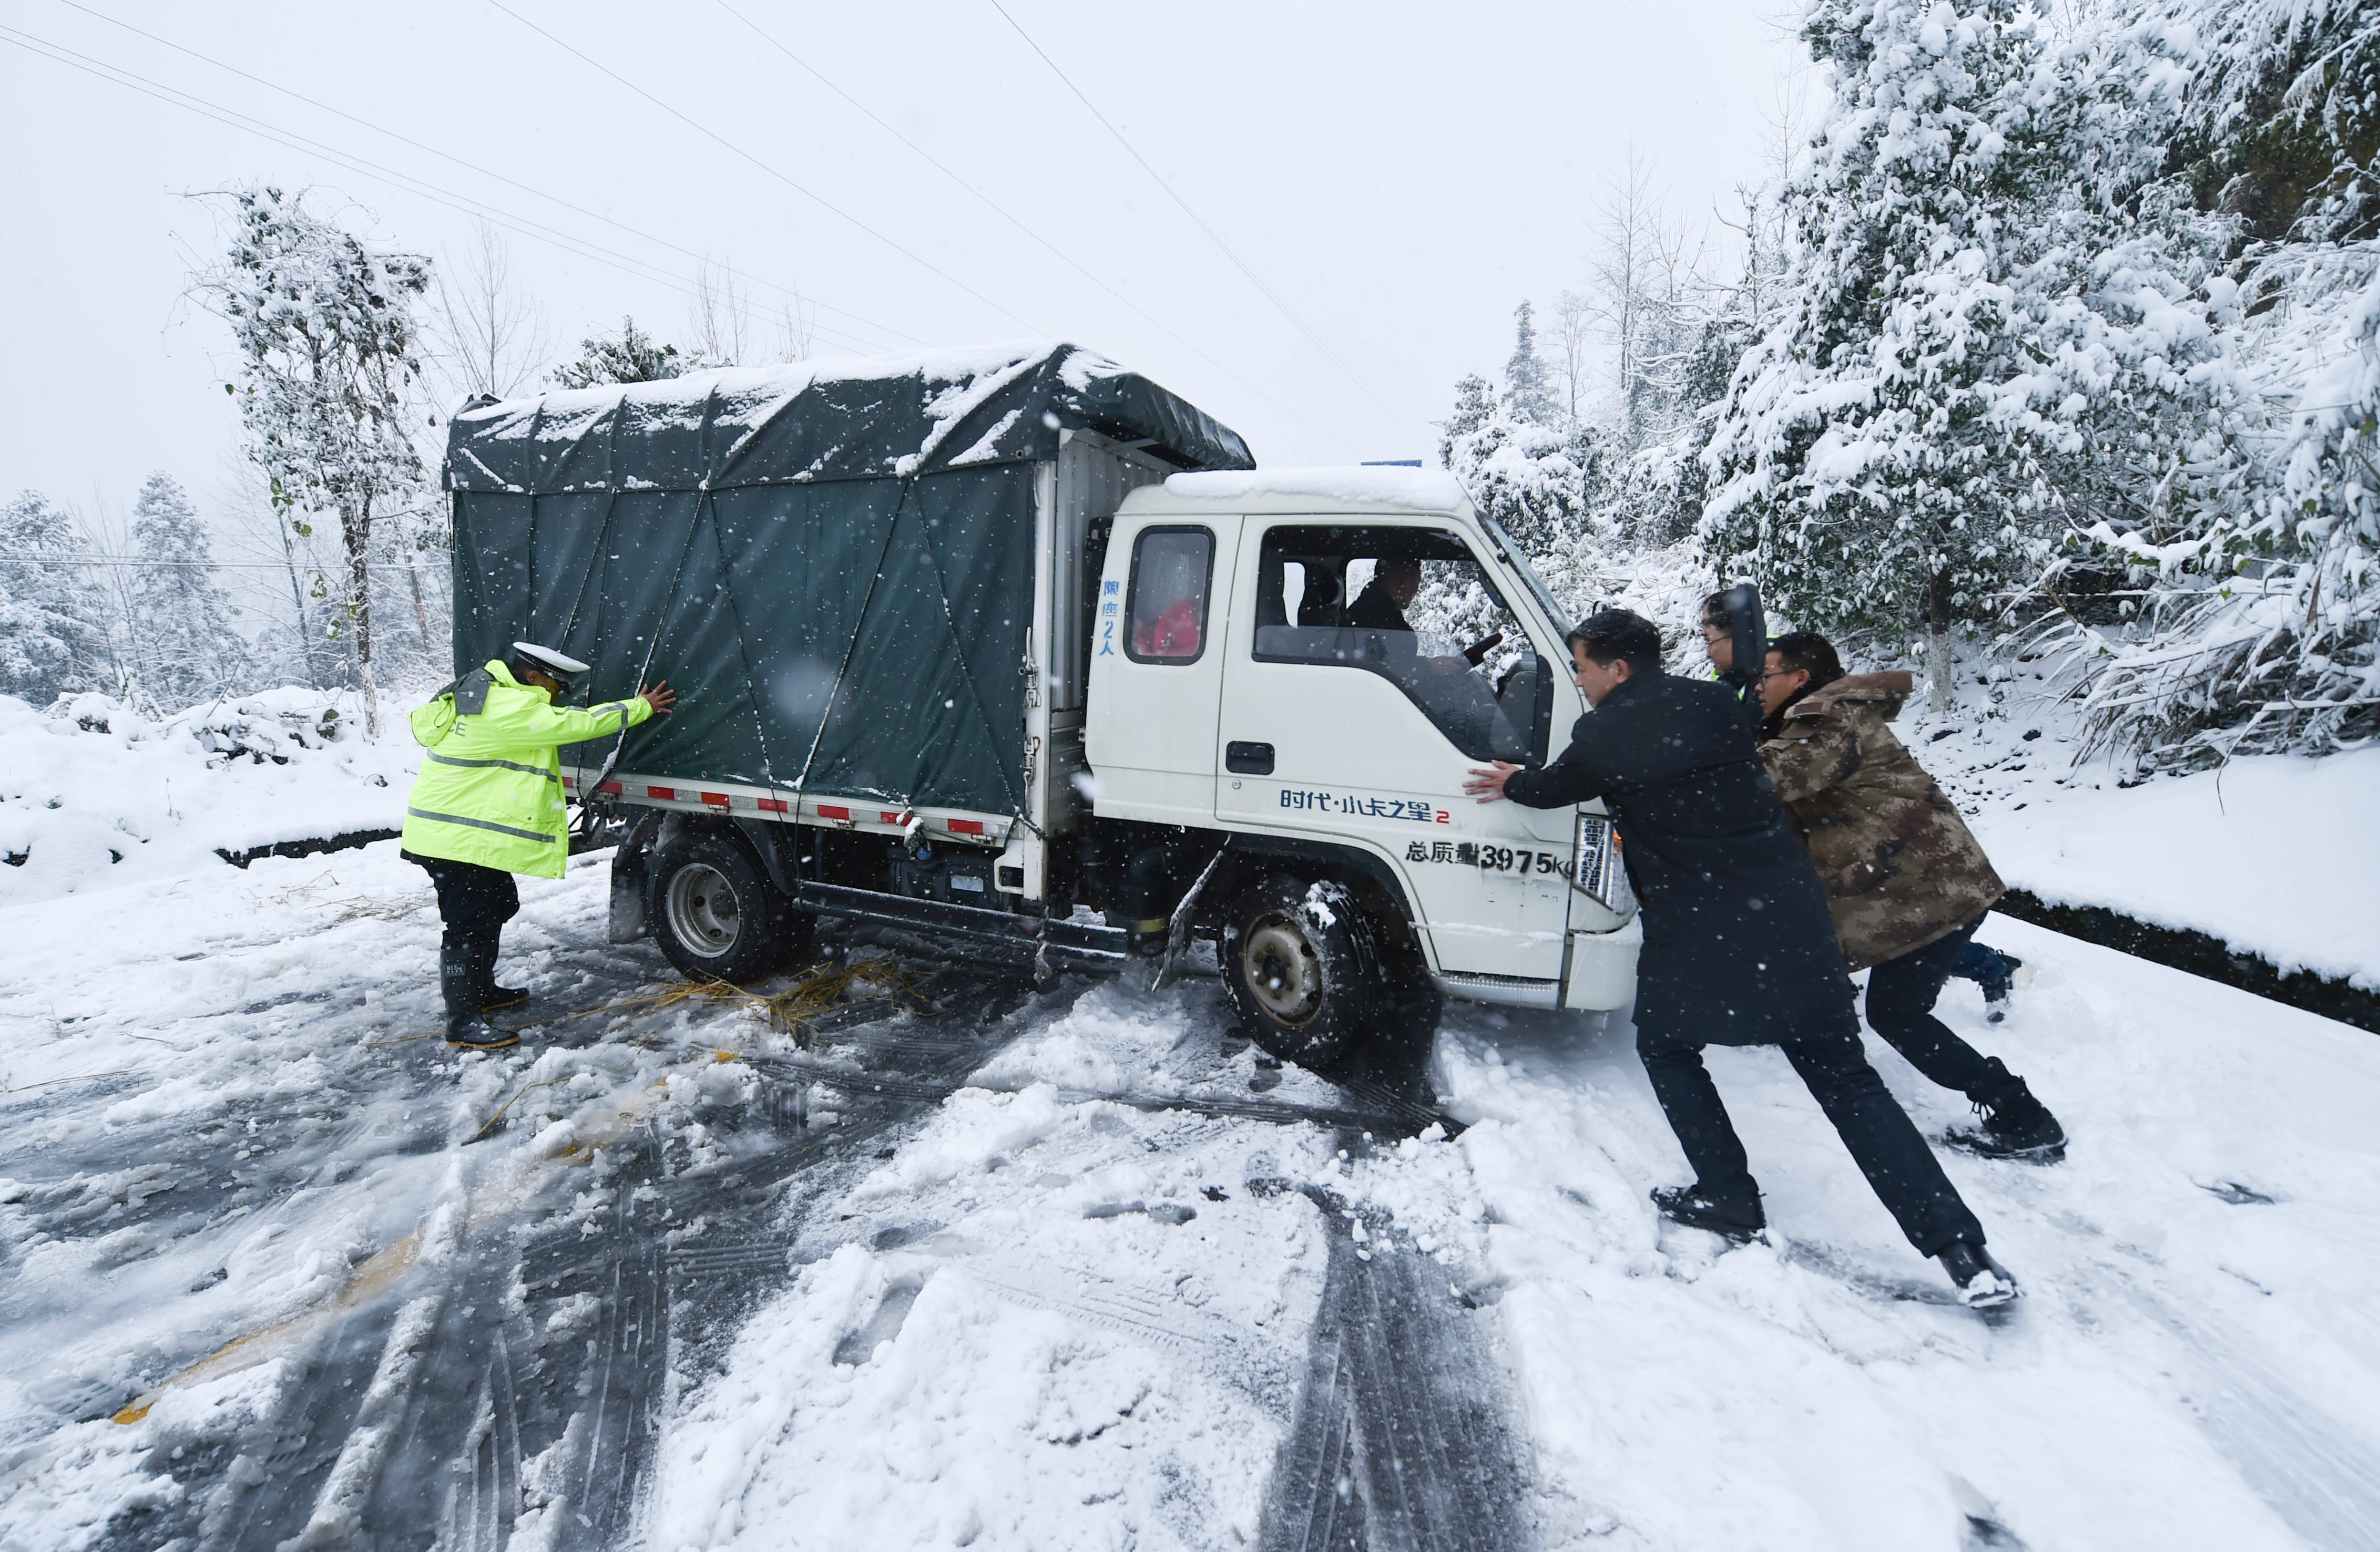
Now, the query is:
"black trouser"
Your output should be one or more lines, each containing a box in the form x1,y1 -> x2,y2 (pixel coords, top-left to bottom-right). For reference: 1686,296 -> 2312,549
1639,1026 -> 1986,1256
405,851 -> 518,1024
1865,914 -> 2009,1099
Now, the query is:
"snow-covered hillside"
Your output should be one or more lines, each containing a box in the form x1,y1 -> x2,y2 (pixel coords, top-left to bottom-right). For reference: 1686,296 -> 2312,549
0,690 -> 420,908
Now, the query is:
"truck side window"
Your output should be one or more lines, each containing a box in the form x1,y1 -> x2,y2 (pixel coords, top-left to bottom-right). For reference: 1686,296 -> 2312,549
1252,524 -> 1543,763
1126,526 -> 1213,663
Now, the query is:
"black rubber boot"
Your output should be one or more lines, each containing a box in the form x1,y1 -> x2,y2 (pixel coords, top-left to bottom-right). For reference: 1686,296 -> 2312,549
1937,1240 -> 2019,1309
1947,1058 -> 2066,1162
1651,1184 -> 1766,1244
481,983 -> 530,1013
465,932 -> 528,1011
443,942 -> 519,1050
446,1015 -> 520,1051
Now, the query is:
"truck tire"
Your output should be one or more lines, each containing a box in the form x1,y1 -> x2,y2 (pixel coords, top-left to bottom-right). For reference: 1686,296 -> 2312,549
1219,872 -> 1389,1068
646,830 -> 812,983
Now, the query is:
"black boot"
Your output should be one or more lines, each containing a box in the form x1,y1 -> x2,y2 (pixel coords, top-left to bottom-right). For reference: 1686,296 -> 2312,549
1937,1240 -> 2019,1309
467,931 -> 529,1012
446,1015 -> 520,1051
443,941 -> 519,1050
1946,1058 -> 2066,1161
1651,1184 -> 1766,1244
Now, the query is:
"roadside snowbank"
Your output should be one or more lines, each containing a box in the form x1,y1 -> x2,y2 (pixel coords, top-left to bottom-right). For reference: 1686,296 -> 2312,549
1964,749 -> 2380,991
0,689 -> 419,908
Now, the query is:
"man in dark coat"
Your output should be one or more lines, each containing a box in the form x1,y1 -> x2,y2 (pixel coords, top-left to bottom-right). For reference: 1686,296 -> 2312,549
1465,609 -> 2015,1307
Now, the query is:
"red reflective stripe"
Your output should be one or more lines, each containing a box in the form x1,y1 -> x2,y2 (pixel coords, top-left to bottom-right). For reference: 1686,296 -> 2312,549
881,810 -> 903,824
700,792 -> 730,807
757,798 -> 789,813
645,785 -> 674,800
947,818 -> 985,835
560,775 -> 575,787
817,804 -> 851,821
599,782 -> 624,796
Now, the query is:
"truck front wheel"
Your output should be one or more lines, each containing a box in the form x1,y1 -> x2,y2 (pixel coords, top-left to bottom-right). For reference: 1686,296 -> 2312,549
646,831 -> 812,982
1219,873 -> 1389,1068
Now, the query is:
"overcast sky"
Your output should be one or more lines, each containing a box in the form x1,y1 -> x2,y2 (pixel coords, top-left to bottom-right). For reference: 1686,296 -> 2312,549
2,0 -> 1805,524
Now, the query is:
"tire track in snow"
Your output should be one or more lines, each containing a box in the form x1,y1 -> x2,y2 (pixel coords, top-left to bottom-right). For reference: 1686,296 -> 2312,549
1260,1178 -> 1535,1552
313,962 -> 1051,1551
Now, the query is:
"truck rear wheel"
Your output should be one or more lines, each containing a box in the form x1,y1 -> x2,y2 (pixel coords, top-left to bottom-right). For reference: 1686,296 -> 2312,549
647,831 -> 812,983
1219,872 -> 1389,1068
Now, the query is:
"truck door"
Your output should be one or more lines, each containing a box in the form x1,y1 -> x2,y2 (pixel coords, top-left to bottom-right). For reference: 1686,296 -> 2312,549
1213,521 -> 1575,984
1083,516 -> 1243,828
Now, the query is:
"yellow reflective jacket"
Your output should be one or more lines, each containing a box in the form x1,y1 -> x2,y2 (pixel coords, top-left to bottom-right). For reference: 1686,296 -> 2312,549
400,660 -> 651,878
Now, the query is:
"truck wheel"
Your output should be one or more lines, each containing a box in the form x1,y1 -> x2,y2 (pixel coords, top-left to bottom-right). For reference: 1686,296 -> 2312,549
646,831 -> 811,982
1219,873 -> 1387,1068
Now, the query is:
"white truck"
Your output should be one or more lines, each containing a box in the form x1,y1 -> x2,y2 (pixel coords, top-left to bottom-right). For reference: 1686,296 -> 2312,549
442,345 -> 1638,1065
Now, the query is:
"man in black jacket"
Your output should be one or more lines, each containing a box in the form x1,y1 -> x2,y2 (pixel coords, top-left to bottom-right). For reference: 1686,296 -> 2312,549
1465,609 -> 2015,1307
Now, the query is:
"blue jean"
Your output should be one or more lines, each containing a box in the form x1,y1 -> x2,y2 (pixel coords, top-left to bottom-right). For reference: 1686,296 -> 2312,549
1950,938 -> 2016,987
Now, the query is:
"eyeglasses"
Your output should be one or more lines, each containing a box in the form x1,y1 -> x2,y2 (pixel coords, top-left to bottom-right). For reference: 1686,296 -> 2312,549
1758,668 -> 1800,682
1699,620 -> 1728,636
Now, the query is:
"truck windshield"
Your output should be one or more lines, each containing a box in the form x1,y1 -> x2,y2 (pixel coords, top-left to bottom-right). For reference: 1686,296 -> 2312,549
1474,511 -> 1571,635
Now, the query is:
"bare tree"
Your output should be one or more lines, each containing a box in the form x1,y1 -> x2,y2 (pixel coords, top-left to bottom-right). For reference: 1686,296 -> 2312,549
1582,149 -> 1712,449
432,220 -> 550,400
774,293 -> 816,364
1554,289 -> 1595,425
689,256 -> 754,367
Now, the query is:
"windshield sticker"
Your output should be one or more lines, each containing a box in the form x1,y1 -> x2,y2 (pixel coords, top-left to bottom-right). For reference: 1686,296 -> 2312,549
1279,788 -> 1450,824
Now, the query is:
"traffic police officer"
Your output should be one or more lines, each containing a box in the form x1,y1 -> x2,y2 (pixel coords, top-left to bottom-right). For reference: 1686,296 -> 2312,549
401,641 -> 675,1049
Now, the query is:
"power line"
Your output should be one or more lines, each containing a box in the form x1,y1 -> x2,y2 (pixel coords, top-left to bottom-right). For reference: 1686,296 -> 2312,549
704,0 -> 1325,437
0,555 -> 432,570
983,0 -> 1407,428
49,0 -> 920,350
483,0 -> 1048,336
0,26 -> 897,358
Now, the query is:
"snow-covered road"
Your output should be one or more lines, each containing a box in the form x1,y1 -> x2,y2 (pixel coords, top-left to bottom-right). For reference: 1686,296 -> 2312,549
3,842 -> 2377,1551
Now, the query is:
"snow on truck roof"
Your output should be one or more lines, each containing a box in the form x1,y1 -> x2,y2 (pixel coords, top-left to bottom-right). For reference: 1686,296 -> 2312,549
443,341 -> 1254,494
1127,465 -> 1474,517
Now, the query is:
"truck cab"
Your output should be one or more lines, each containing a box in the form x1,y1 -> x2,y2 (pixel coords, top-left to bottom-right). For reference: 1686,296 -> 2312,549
1085,468 -> 1639,1061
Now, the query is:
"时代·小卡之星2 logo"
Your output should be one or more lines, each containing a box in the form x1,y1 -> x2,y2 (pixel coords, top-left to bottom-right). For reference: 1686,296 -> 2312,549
1278,787 -> 1449,824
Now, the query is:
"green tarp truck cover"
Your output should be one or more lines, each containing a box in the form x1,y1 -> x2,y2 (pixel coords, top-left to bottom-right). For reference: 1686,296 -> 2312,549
442,342 -> 1254,818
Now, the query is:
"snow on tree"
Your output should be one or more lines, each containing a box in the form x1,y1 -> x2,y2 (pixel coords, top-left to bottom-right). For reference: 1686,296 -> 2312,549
1700,0 -> 2247,708
1700,0 -> 2049,709
1503,302 -> 1559,424
552,316 -> 688,388
2156,0 -> 2380,247
193,187 -> 432,737
1442,389 -> 1608,560
124,472 -> 249,711
2000,1 -> 2377,765
0,490 -> 115,706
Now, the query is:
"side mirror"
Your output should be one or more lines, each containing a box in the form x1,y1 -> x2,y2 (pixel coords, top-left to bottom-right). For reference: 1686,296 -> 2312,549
1720,581 -> 1766,700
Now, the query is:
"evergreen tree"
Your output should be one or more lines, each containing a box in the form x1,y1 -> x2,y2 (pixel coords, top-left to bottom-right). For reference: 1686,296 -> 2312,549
1503,302 -> 1559,424
1702,0 -> 2077,704
125,472 -> 248,711
0,490 -> 113,706
551,316 -> 687,388
195,186 -> 431,736
1445,397 -> 1607,556
1437,374 -> 1497,471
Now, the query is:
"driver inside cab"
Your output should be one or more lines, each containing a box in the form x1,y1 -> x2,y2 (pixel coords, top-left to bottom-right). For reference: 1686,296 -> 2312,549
1346,558 -> 1422,632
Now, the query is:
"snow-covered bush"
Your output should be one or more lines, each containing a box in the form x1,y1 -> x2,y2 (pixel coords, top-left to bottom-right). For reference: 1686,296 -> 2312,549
1,491 -> 115,706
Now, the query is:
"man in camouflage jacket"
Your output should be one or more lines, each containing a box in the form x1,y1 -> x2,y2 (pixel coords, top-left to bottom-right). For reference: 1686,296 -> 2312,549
1755,634 -> 2065,1160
